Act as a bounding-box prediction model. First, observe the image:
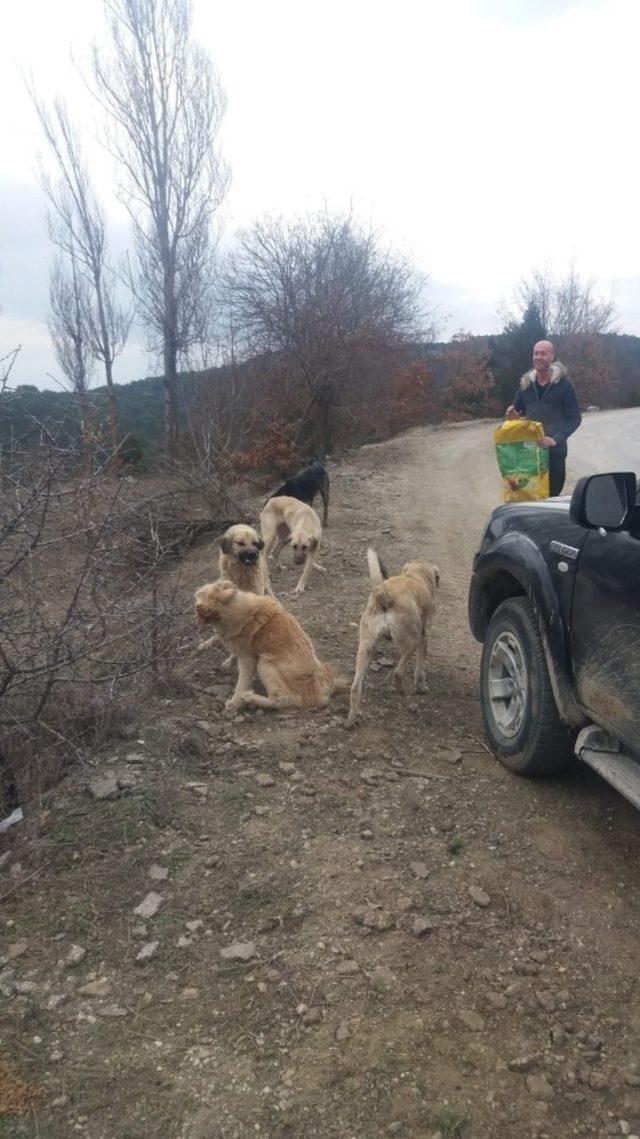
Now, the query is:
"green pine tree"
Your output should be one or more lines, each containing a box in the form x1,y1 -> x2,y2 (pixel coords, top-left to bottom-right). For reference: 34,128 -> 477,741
489,302 -> 547,407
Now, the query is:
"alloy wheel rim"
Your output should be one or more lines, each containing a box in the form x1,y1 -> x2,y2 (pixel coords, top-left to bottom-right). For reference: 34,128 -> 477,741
487,630 -> 528,737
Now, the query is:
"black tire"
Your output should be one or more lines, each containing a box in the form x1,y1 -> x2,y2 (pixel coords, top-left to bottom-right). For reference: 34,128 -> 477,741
480,597 -> 571,776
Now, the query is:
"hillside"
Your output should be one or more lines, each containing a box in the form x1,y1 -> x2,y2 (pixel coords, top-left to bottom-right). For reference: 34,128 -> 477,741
3,333 -> 640,460
0,374 -> 168,455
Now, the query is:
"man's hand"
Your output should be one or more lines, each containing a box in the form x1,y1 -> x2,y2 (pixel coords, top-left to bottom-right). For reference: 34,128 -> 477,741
539,436 -> 556,448
505,405 -> 520,420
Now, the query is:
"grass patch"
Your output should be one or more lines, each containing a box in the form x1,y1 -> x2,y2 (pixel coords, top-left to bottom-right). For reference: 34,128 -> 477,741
67,894 -> 96,935
0,1114 -> 28,1134
103,785 -> 177,837
51,818 -> 82,845
166,843 -> 192,871
430,1106 -> 467,1137
217,785 -> 249,817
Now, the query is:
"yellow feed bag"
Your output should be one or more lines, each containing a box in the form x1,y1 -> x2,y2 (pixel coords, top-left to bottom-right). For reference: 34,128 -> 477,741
494,418 -> 550,502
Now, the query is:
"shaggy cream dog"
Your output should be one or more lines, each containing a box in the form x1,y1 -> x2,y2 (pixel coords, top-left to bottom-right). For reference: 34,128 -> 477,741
195,580 -> 344,712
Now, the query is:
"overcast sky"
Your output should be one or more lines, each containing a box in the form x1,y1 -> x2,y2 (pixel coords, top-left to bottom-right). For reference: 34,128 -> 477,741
1,0 -> 639,389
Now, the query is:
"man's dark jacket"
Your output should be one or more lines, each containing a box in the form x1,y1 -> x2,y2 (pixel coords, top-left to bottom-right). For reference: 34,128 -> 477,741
512,362 -> 581,456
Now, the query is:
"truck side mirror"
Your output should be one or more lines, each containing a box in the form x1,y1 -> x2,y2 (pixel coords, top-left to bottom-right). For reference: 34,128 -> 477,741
570,472 -> 637,531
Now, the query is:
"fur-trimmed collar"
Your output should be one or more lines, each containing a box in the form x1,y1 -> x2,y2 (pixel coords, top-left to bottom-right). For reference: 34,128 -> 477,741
520,361 -> 567,389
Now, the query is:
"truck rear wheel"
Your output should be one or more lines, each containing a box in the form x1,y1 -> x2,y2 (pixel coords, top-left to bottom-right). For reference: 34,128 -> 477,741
480,597 -> 571,775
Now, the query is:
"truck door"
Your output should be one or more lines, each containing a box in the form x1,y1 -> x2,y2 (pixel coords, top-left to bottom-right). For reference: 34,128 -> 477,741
571,519 -> 640,752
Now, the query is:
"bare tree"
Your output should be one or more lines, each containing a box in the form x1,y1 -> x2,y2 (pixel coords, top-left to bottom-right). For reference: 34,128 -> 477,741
91,0 -> 229,457
181,318 -> 259,474
0,346 -> 21,398
49,253 -> 94,395
0,286 -> 21,398
223,211 -> 429,455
512,261 -> 617,335
553,262 -> 617,335
48,249 -> 99,475
30,92 -> 130,451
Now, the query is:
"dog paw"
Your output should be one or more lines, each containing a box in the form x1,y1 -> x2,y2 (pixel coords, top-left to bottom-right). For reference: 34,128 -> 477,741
293,586 -> 305,595
414,678 -> 428,694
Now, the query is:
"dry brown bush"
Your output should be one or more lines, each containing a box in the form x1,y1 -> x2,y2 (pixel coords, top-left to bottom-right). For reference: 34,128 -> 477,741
0,436 -> 241,813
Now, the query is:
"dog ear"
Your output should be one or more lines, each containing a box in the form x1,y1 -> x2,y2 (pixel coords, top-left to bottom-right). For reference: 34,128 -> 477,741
195,601 -> 210,624
434,567 -> 441,588
220,535 -> 232,554
257,537 -> 265,551
217,581 -> 237,602
194,587 -> 213,623
309,537 -> 319,551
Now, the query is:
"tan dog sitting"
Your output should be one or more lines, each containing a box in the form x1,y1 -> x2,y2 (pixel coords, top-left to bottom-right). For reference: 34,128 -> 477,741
195,580 -> 344,712
259,495 -> 325,594
347,548 -> 439,725
198,524 -> 271,659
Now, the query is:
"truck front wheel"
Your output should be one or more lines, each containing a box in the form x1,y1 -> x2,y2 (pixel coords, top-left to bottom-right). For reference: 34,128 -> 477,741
480,597 -> 571,775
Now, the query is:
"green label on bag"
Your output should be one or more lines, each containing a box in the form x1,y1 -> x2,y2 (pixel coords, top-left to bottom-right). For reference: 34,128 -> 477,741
496,440 -> 549,479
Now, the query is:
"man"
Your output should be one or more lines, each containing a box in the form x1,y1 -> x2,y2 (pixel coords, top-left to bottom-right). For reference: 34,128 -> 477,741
505,340 -> 582,496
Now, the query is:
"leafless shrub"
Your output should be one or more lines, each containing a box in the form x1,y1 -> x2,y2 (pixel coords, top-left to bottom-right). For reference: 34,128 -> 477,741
0,427 -> 232,813
222,209 -> 433,456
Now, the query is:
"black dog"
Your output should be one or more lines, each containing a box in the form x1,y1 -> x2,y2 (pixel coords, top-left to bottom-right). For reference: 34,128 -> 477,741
271,461 -> 330,527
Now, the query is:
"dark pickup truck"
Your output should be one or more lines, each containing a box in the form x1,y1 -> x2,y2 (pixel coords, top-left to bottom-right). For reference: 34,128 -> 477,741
469,472 -> 640,807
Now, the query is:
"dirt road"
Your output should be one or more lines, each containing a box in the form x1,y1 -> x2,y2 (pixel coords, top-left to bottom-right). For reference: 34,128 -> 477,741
3,419 -> 640,1139
568,406 -> 640,477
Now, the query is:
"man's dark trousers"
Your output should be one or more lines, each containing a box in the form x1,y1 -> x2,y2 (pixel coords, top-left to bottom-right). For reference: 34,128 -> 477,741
549,449 -> 566,496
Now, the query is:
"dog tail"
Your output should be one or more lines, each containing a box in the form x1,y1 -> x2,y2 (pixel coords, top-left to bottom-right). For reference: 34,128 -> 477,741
367,547 -> 394,612
366,547 -> 389,588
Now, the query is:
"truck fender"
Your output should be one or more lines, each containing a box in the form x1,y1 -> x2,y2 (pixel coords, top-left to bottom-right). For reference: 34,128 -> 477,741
470,532 -> 586,728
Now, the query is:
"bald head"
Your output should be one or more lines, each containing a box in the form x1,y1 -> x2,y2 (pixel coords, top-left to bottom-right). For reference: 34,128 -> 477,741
533,340 -> 554,380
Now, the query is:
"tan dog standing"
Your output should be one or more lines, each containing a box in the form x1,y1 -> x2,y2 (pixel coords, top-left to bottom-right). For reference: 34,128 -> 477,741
347,548 -> 439,725
195,580 -> 343,712
259,495 -> 325,594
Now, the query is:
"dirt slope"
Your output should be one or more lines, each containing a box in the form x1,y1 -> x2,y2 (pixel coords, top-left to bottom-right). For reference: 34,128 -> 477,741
2,421 -> 640,1139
